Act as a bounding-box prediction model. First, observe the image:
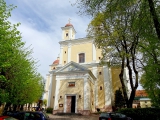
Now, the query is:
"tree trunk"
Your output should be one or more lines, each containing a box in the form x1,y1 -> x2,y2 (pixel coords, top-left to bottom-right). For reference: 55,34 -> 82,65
119,56 -> 129,108
147,0 -> 160,41
13,104 -> 17,111
4,102 -> 11,111
20,105 -> 24,111
127,89 -> 136,108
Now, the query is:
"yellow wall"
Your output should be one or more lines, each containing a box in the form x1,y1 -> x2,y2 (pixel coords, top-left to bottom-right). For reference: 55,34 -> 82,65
89,80 -> 95,112
96,48 -> 102,61
140,100 -> 152,108
71,42 -> 92,63
62,46 -> 68,65
64,30 -> 69,40
111,67 -> 121,102
58,79 -> 84,111
97,67 -> 105,108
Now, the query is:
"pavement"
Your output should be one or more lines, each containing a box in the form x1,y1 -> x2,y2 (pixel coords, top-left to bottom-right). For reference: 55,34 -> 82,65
48,113 -> 99,120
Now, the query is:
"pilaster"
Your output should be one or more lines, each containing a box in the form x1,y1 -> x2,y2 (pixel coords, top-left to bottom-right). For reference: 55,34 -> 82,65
84,74 -> 90,110
92,43 -> 96,62
59,46 -> 63,65
103,66 -> 112,111
48,74 -> 53,107
54,78 -> 60,110
92,67 -> 98,108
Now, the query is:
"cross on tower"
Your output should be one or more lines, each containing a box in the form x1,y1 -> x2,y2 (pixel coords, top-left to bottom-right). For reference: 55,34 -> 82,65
68,18 -> 71,23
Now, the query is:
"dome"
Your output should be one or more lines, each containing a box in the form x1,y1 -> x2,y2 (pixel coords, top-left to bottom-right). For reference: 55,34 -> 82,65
53,59 -> 59,65
65,23 -> 73,27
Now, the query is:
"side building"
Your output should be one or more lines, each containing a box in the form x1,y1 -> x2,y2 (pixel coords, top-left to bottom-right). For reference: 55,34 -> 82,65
43,22 -> 131,115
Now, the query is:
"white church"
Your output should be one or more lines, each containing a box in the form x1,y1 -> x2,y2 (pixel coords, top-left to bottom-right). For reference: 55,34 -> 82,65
43,21 -> 131,115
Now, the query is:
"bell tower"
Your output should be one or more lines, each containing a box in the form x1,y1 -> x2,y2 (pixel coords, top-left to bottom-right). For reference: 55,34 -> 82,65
61,19 -> 76,40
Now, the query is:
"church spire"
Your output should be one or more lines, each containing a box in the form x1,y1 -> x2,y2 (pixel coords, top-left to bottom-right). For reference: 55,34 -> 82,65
61,20 -> 76,40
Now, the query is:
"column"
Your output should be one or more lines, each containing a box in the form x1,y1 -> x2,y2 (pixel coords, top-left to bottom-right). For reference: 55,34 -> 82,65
54,78 -> 60,110
103,66 -> 112,109
59,46 -> 63,65
92,67 -> 98,108
48,74 -> 53,107
92,43 -> 96,62
84,75 -> 90,110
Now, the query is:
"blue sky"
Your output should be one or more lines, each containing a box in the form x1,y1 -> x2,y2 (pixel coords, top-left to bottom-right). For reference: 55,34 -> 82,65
5,0 -> 91,79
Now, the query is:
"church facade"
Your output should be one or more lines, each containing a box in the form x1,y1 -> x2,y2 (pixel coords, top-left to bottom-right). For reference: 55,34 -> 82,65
43,22 -> 130,115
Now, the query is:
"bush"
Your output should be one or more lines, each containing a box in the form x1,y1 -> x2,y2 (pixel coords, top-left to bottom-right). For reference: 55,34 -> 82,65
118,108 -> 160,120
46,107 -> 53,113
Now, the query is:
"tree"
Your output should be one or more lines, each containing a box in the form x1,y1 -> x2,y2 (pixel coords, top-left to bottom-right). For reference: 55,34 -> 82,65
86,1 -> 142,108
115,89 -> 125,109
42,99 -> 47,109
76,0 -> 160,108
0,0 -> 44,109
138,0 -> 160,106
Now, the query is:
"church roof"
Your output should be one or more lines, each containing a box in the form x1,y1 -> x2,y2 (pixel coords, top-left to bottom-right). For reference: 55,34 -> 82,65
135,90 -> 148,97
53,59 -> 59,65
56,61 -> 89,73
55,61 -> 96,81
65,23 -> 73,27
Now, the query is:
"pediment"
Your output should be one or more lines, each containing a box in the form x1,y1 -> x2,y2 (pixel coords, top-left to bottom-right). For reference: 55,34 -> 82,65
56,61 -> 89,73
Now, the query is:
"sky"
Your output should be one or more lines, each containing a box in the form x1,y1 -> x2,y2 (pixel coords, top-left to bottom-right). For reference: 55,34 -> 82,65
5,0 -> 91,79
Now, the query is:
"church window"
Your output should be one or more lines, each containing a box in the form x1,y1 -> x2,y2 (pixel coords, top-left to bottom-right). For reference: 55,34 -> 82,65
66,33 -> 68,37
99,72 -> 102,75
64,61 -> 66,64
100,86 -> 102,90
99,57 -> 101,60
79,53 -> 85,63
68,82 -> 75,87
65,51 -> 66,54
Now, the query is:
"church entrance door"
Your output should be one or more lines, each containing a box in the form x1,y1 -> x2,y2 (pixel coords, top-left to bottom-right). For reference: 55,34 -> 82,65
66,96 -> 76,113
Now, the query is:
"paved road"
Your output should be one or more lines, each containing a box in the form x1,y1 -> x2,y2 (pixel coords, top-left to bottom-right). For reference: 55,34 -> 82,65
48,114 -> 99,120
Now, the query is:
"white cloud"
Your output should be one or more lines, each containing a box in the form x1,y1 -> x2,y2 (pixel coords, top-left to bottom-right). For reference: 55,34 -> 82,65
5,0 -> 91,78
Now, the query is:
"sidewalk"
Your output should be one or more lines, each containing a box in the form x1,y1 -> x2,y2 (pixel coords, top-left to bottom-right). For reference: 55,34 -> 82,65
48,113 -> 99,120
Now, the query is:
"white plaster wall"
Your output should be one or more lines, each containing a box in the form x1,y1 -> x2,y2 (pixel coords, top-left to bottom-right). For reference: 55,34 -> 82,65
59,46 -> 63,65
92,43 -> 96,62
92,67 -> 98,108
84,74 -> 90,110
54,78 -> 60,110
103,66 -> 112,107
48,74 -> 53,107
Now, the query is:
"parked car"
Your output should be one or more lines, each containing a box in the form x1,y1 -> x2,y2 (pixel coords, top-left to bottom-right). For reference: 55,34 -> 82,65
99,112 -> 133,120
0,116 -> 18,120
6,111 -> 50,120
2,111 -> 19,117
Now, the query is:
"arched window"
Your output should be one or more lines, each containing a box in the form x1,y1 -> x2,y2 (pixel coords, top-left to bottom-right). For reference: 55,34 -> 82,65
79,53 -> 85,63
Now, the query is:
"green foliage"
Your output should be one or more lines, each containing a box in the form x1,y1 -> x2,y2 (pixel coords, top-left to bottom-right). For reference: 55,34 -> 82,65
42,99 -> 47,107
46,107 -> 53,113
77,0 -> 160,108
118,108 -> 160,120
115,89 -> 125,108
0,0 -> 44,105
86,0 -> 141,108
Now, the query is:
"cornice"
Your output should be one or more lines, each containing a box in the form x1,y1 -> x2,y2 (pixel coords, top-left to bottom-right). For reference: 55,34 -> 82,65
59,37 -> 94,46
